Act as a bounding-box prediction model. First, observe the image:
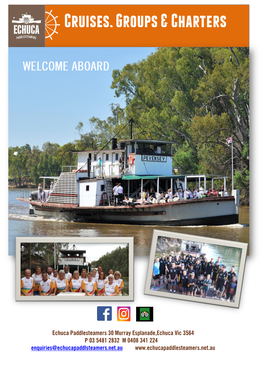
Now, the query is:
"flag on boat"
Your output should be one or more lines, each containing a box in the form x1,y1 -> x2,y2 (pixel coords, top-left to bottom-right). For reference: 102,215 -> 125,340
226,137 -> 233,144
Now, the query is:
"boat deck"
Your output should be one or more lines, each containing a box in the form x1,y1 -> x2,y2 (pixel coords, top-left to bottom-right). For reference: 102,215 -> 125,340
18,195 -> 235,210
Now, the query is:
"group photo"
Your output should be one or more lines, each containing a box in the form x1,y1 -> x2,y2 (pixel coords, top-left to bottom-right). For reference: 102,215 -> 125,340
16,237 -> 133,301
145,230 -> 247,308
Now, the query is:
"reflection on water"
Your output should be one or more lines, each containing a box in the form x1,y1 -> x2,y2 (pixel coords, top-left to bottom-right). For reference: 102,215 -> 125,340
8,189 -> 249,256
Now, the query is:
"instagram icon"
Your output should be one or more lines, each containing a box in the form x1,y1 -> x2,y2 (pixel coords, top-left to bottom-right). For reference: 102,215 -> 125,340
117,307 -> 131,321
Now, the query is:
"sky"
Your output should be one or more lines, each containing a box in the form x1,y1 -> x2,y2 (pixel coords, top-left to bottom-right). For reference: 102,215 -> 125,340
8,47 -> 157,149
61,242 -> 127,262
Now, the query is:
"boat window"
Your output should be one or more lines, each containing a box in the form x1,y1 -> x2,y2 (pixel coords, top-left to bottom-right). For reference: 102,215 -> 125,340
86,185 -> 90,191
101,185 -> 105,192
94,154 -> 97,161
115,153 -> 118,161
106,154 -> 109,161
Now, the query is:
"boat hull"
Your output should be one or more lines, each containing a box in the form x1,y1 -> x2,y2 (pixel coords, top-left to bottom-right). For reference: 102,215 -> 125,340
18,196 -> 239,226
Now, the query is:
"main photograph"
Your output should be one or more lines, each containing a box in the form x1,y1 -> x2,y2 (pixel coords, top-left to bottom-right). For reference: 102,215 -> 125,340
9,47 -> 249,255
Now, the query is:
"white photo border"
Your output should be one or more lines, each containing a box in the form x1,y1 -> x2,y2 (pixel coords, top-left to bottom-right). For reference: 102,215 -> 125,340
16,236 -> 134,302
144,230 -> 247,308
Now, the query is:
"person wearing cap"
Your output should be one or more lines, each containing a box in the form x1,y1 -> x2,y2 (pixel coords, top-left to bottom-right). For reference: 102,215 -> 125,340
113,271 -> 124,295
214,265 -> 228,300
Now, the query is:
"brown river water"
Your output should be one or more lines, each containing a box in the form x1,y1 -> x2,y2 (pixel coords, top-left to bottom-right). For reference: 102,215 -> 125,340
9,189 -> 249,256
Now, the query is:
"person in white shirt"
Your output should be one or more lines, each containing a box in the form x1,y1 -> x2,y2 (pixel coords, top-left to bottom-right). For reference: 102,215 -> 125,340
113,183 -> 119,206
106,268 -> 114,282
55,270 -> 69,294
39,272 -> 55,296
46,267 -> 54,279
91,269 -> 98,283
82,272 -> 97,296
103,275 -> 119,296
97,271 -> 107,296
193,189 -> 198,198
51,269 -> 58,286
32,266 -> 42,295
113,271 -> 124,296
64,266 -> 72,283
70,271 -> 83,292
117,183 -> 123,205
21,269 -> 34,296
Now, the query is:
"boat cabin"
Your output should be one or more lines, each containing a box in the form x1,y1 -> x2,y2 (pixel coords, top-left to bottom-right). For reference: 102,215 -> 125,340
58,244 -> 90,273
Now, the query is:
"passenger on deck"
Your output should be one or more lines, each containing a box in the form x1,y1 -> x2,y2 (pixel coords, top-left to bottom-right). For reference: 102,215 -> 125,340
178,189 -> 184,199
119,154 -> 124,173
193,189 -> 198,198
113,183 -> 119,206
50,182 -> 54,191
123,196 -> 132,205
38,184 -> 42,200
117,183 -> 123,204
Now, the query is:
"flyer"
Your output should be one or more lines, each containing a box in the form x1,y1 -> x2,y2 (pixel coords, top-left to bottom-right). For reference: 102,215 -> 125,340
2,0 -> 263,368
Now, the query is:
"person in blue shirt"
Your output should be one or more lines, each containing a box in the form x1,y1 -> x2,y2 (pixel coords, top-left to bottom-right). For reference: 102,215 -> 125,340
152,257 -> 160,290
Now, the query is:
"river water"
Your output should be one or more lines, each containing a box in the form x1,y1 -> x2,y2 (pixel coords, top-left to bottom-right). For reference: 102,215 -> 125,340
9,188 -> 249,256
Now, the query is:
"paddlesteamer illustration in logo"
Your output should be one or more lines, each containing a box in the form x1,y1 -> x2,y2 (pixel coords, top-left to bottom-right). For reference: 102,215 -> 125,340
12,13 -> 41,40
9,5 -> 59,47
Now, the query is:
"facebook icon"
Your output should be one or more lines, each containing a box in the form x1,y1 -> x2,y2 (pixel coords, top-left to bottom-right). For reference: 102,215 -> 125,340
97,306 -> 112,321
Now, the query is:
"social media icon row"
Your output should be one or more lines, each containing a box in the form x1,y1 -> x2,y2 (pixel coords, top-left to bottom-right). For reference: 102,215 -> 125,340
97,307 -> 153,321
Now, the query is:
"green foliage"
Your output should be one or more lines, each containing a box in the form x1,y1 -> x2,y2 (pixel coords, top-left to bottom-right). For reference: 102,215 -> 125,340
9,47 -> 249,201
91,245 -> 129,277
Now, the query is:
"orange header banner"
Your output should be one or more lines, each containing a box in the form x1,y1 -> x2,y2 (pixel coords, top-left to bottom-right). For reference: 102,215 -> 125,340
9,5 -> 249,47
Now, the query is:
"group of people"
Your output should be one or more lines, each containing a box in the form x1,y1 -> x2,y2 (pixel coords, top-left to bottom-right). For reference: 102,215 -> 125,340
152,251 -> 238,302
117,185 -> 230,207
113,183 -> 124,205
21,265 -> 125,297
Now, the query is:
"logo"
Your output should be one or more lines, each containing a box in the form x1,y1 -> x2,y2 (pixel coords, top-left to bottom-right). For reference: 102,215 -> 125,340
45,10 -> 60,40
12,13 -> 41,40
117,307 -> 131,321
136,307 -> 154,322
97,306 -> 112,321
